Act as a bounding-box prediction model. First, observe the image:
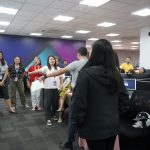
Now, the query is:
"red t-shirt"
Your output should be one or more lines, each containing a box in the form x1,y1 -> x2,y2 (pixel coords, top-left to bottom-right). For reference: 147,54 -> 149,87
28,65 -> 43,85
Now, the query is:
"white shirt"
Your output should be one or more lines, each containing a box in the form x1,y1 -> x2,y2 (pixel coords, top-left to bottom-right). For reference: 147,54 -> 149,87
40,66 -> 62,89
0,61 -> 8,75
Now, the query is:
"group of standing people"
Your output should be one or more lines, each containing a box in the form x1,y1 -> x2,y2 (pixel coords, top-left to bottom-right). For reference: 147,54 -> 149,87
29,39 -> 129,150
0,39 -> 130,150
0,51 -> 29,114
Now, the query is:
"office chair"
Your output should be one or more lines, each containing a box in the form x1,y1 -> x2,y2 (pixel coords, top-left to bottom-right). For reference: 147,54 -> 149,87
119,90 -> 150,150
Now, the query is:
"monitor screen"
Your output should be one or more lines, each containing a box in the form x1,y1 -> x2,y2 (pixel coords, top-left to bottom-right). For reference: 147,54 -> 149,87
124,79 -> 136,90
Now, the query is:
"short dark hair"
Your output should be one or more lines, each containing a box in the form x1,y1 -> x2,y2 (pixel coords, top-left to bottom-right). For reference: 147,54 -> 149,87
77,47 -> 88,56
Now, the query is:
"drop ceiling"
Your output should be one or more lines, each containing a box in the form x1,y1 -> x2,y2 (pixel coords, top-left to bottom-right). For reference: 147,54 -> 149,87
0,0 -> 150,50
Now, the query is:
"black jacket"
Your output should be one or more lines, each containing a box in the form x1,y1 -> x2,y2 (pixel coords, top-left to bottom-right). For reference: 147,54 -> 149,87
70,66 -> 129,140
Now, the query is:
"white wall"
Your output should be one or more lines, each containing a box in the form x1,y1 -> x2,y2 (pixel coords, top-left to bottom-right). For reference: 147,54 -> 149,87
116,50 -> 139,67
86,46 -> 140,67
140,27 -> 150,69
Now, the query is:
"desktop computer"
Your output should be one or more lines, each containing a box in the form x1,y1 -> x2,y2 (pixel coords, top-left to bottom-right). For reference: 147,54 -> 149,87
124,78 -> 136,98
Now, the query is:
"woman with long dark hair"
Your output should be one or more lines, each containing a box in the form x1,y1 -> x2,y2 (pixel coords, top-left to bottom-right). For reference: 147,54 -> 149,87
8,56 -> 28,109
29,56 -> 63,126
70,39 -> 129,150
0,51 -> 16,113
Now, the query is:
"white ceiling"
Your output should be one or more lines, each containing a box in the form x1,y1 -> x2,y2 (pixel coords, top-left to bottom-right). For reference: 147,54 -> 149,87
0,0 -> 150,50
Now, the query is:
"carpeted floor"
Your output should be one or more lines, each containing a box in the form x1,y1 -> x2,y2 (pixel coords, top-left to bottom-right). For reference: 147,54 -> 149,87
0,92 -> 83,150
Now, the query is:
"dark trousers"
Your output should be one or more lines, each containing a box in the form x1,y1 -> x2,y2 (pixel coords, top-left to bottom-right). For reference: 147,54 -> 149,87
67,118 -> 77,143
67,97 -> 77,144
10,79 -> 26,106
86,136 -> 116,150
44,89 -> 59,120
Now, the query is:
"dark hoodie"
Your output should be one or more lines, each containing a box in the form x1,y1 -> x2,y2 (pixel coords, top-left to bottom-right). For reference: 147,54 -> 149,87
70,66 -> 129,140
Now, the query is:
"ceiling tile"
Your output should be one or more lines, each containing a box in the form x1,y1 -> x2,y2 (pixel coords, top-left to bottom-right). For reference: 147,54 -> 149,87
49,0 -> 75,10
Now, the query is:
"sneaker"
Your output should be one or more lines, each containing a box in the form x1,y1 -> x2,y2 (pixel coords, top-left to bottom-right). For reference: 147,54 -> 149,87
52,115 -> 58,121
25,104 -> 30,108
57,107 -> 62,111
59,142 -> 73,150
12,106 -> 16,110
58,118 -> 63,123
47,120 -> 52,126
31,107 -> 35,111
37,107 -> 42,111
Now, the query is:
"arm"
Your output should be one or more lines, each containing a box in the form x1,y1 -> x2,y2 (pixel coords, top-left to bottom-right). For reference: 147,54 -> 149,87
46,67 -> 68,77
0,62 -> 9,86
59,76 -> 63,90
0,69 -> 8,86
28,68 -> 43,75
70,71 -> 88,127
46,61 -> 77,77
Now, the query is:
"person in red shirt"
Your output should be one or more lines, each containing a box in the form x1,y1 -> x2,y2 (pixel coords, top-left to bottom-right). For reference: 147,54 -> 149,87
28,57 -> 43,111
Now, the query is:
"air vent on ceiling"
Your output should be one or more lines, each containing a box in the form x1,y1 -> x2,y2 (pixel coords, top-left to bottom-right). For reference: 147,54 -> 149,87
41,28 -> 65,34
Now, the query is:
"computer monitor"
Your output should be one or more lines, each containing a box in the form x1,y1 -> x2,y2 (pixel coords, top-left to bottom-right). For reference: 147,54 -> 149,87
124,78 -> 136,91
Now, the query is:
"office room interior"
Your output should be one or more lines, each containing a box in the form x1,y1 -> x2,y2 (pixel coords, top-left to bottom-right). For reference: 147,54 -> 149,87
0,0 -> 150,150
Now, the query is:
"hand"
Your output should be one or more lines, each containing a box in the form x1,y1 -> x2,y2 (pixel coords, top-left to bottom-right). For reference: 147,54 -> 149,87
58,85 -> 63,91
39,76 -> 44,82
0,81 -> 4,86
28,72 -> 32,75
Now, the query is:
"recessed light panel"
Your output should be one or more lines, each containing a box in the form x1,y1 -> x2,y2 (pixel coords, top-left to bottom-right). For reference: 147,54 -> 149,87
132,8 -> 150,17
54,15 -> 74,22
88,38 -> 98,41
30,33 -> 42,36
0,29 -> 5,32
111,40 -> 122,43
61,35 -> 73,38
0,21 -> 10,26
97,22 -> 116,27
106,33 -> 120,36
0,6 -> 18,15
76,30 -> 91,34
80,0 -> 111,7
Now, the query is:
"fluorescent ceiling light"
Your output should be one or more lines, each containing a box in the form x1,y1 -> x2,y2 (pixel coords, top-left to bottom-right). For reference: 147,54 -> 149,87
0,6 -> 18,15
0,29 -> 5,32
30,33 -> 42,36
54,15 -> 74,22
76,30 -> 91,34
97,22 -> 116,27
113,44 -> 122,47
111,40 -> 122,43
131,47 -> 138,50
61,35 -> 73,38
0,21 -> 10,26
88,38 -> 98,41
80,0 -> 111,7
130,45 -> 139,48
106,33 -> 120,36
130,42 -> 140,44
132,8 -> 150,17
114,47 -> 124,49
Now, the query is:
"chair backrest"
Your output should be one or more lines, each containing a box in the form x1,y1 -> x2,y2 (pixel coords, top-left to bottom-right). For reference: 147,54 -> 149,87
136,81 -> 150,91
129,90 -> 150,118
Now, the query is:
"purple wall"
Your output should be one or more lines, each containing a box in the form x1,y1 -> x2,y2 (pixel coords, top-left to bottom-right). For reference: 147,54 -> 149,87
0,34 -> 85,67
